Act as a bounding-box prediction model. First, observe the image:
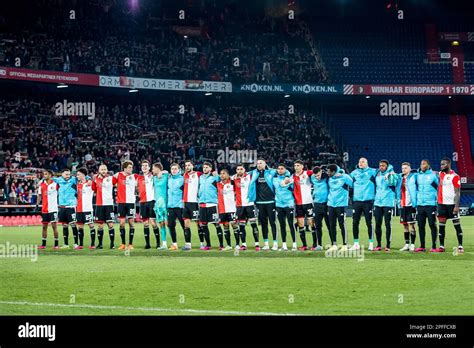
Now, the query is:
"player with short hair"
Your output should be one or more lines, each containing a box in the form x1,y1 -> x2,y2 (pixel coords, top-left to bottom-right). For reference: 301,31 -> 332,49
247,159 -> 289,250
290,159 -> 316,251
373,160 -> 399,252
198,161 -> 221,250
349,157 -> 377,251
137,160 -> 159,249
411,159 -> 439,252
92,164 -> 115,249
436,158 -> 463,253
167,162 -> 185,250
37,169 -> 59,249
152,162 -> 169,249
183,160 -> 203,248
76,168 -> 96,250
233,164 -> 259,251
326,164 -> 353,252
396,162 -> 417,251
273,164 -> 297,251
53,168 -> 78,248
217,168 -> 237,251
310,166 -> 330,251
113,160 -> 138,250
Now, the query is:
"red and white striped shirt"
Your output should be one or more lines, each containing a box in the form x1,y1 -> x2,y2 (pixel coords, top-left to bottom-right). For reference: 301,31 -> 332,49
217,180 -> 237,214
400,176 -> 412,207
137,172 -> 154,203
232,173 -> 254,207
183,171 -> 201,203
38,180 -> 59,213
92,174 -> 114,206
114,172 -> 138,204
77,179 -> 94,213
292,170 -> 313,205
438,170 -> 460,205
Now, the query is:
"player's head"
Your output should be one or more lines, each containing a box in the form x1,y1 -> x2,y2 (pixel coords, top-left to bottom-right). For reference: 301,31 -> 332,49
184,160 -> 194,173
277,163 -> 286,175
327,164 -> 338,177
358,157 -> 368,169
99,164 -> 108,176
77,167 -> 88,181
420,159 -> 430,172
236,164 -> 246,176
256,159 -> 266,170
294,160 -> 304,173
43,169 -> 53,180
152,162 -> 163,175
170,163 -> 180,176
379,160 -> 389,172
440,157 -> 451,172
401,162 -> 411,175
312,166 -> 322,179
220,168 -> 230,181
61,168 -> 71,180
202,161 -> 212,174
122,160 -> 133,175
141,160 -> 150,174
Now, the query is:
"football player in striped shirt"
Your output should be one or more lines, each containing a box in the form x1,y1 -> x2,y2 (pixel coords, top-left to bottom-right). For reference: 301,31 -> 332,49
76,168 -> 96,250
217,169 -> 236,251
137,160 -> 159,249
183,161 -> 203,248
92,164 -> 116,249
396,162 -> 417,251
233,164 -> 259,251
37,169 -> 59,249
437,158 -> 464,253
113,160 -> 138,250
290,160 -> 317,251
152,163 -> 169,249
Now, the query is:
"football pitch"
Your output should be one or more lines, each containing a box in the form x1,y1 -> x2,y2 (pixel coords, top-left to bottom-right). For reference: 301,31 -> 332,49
0,217 -> 473,316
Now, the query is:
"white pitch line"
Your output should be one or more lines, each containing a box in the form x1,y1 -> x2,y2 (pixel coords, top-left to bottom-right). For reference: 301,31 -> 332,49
0,300 -> 307,316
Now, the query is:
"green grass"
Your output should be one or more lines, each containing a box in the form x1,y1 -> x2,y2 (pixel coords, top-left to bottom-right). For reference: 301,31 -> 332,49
0,217 -> 473,316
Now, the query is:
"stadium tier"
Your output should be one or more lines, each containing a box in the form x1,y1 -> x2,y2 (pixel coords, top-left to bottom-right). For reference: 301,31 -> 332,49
325,114 -> 457,171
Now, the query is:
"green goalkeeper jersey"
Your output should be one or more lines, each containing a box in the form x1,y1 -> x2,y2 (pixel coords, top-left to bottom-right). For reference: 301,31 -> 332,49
153,173 -> 169,210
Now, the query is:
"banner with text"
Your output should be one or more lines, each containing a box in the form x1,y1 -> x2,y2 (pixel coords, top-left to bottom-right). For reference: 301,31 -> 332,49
0,67 -> 98,86
344,84 -> 474,96
237,83 -> 342,95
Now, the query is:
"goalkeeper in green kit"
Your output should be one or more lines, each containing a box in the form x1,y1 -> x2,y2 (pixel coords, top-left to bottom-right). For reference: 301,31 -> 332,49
152,163 -> 169,250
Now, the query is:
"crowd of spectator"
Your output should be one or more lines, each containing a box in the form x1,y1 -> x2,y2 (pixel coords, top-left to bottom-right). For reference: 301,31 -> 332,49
0,97 -> 345,185
0,0 -> 328,84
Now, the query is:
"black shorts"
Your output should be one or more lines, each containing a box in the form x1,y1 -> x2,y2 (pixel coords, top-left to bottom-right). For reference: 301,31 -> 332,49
400,206 -> 416,225
77,211 -> 94,225
167,207 -> 183,222
183,202 -> 199,220
437,204 -> 458,220
199,205 -> 219,224
58,207 -> 76,224
42,212 -> 58,224
295,203 -> 314,218
219,212 -> 237,223
117,203 -> 136,219
313,202 -> 328,216
140,201 -> 156,220
95,205 -> 115,223
236,205 -> 257,221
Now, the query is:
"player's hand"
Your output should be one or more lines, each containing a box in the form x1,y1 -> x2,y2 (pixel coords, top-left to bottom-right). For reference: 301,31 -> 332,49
453,206 -> 459,214
157,171 -> 163,179
283,177 -> 291,185
212,170 -> 218,176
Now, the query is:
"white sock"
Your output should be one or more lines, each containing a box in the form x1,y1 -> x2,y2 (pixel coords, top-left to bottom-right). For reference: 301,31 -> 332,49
162,241 -> 167,247
282,242 -> 287,248
264,241 -> 269,246
292,242 -> 297,248
173,242 -> 177,246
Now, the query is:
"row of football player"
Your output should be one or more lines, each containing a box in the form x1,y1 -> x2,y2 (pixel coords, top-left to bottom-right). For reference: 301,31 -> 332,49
36,157 -> 463,253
